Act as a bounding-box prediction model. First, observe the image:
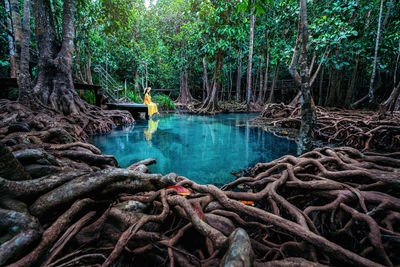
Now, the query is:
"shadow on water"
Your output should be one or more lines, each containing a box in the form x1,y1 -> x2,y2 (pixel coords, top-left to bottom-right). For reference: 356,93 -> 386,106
90,113 -> 298,185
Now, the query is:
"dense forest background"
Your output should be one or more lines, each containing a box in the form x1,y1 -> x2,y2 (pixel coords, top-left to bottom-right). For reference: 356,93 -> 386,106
1,0 -> 399,108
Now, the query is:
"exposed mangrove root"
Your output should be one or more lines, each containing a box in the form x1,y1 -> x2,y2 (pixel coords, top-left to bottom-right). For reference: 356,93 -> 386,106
256,103 -> 400,152
0,229 -> 41,266
0,99 -> 133,141
1,101 -> 399,266
220,228 -> 254,267
1,145 -> 399,266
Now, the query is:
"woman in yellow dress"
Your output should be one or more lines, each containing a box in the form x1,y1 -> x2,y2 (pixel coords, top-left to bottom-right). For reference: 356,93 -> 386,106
144,119 -> 159,143
143,87 -> 159,117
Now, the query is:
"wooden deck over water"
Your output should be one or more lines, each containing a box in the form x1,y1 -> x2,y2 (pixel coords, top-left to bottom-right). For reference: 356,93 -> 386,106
107,103 -> 149,119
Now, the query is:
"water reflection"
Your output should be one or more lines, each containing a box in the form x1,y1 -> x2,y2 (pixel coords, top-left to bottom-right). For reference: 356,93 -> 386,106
90,113 -> 298,185
144,119 -> 159,144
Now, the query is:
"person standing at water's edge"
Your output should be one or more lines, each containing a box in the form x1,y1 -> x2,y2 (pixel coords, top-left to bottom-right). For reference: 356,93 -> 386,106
143,87 -> 159,117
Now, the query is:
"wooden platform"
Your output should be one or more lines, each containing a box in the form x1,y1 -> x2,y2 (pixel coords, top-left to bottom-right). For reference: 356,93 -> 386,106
107,103 -> 149,119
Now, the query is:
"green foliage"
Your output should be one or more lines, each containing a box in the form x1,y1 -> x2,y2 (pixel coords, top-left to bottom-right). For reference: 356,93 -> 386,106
2,0 -> 398,106
127,90 -> 142,103
0,3 -> 10,77
78,90 -> 96,105
153,94 -> 176,110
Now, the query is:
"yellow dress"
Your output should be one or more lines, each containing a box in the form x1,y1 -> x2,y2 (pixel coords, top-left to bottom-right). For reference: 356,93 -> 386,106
143,93 -> 158,117
144,119 -> 159,142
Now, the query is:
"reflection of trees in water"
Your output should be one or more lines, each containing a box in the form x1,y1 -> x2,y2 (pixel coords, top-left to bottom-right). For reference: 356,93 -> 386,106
151,116 -> 230,175
233,125 -> 298,168
149,129 -> 184,169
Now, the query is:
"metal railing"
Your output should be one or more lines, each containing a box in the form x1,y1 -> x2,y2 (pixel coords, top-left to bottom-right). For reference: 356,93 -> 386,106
94,65 -> 123,103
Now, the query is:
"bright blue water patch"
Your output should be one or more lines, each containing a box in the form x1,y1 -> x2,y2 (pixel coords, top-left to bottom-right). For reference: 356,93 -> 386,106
90,113 -> 298,185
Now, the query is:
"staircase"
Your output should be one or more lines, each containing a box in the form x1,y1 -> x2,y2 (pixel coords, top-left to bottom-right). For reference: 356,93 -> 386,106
94,65 -> 123,103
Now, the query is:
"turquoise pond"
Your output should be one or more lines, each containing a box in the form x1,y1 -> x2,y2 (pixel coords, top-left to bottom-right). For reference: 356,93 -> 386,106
90,113 -> 298,185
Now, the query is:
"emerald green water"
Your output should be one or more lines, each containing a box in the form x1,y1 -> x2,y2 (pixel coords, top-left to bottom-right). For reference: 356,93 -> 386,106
90,113 -> 298,185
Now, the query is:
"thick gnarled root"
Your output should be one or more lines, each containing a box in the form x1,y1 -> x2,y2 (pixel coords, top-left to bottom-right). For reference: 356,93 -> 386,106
1,100 -> 400,266
2,147 -> 399,266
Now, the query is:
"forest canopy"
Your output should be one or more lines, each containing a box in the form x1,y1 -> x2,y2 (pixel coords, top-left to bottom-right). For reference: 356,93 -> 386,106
1,0 -> 399,108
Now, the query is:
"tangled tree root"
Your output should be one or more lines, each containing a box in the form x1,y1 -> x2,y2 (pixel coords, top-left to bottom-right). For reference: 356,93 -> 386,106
0,99 -> 133,140
1,101 -> 399,266
256,103 -> 400,152
1,141 -> 400,266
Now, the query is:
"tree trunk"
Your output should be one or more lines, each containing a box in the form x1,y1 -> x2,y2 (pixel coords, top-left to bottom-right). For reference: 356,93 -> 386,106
135,70 -> 139,92
288,21 -> 329,106
252,58 -> 259,103
367,0 -> 384,102
257,52 -> 269,104
86,33 -> 93,85
201,47 -> 223,112
324,69 -> 333,105
236,49 -> 242,102
228,63 -> 233,100
380,81 -> 400,114
382,0 -> 394,32
4,0 -> 16,78
246,1 -> 255,111
344,58 -> 359,107
86,52 -> 93,85
141,61 -> 144,91
74,41 -> 84,84
145,61 -> 148,88
202,56 -> 211,102
394,40 -> 400,87
257,52 -> 264,103
29,0 -> 86,115
10,0 -> 22,73
10,0 -> 32,104
353,0 -> 384,107
325,50 -> 342,107
134,69 -> 142,102
267,60 -> 280,104
318,65 -> 324,106
288,30 -> 301,88
298,0 -> 313,153
220,69 -> 223,101
177,67 -> 194,104
394,90 -> 400,111
325,66 -> 343,107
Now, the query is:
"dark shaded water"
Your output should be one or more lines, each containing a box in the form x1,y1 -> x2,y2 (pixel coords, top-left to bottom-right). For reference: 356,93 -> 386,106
90,113 -> 298,184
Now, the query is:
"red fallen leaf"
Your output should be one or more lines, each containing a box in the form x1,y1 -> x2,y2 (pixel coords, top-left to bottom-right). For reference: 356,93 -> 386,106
192,204 -> 206,222
239,200 -> 255,206
165,185 -> 191,196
